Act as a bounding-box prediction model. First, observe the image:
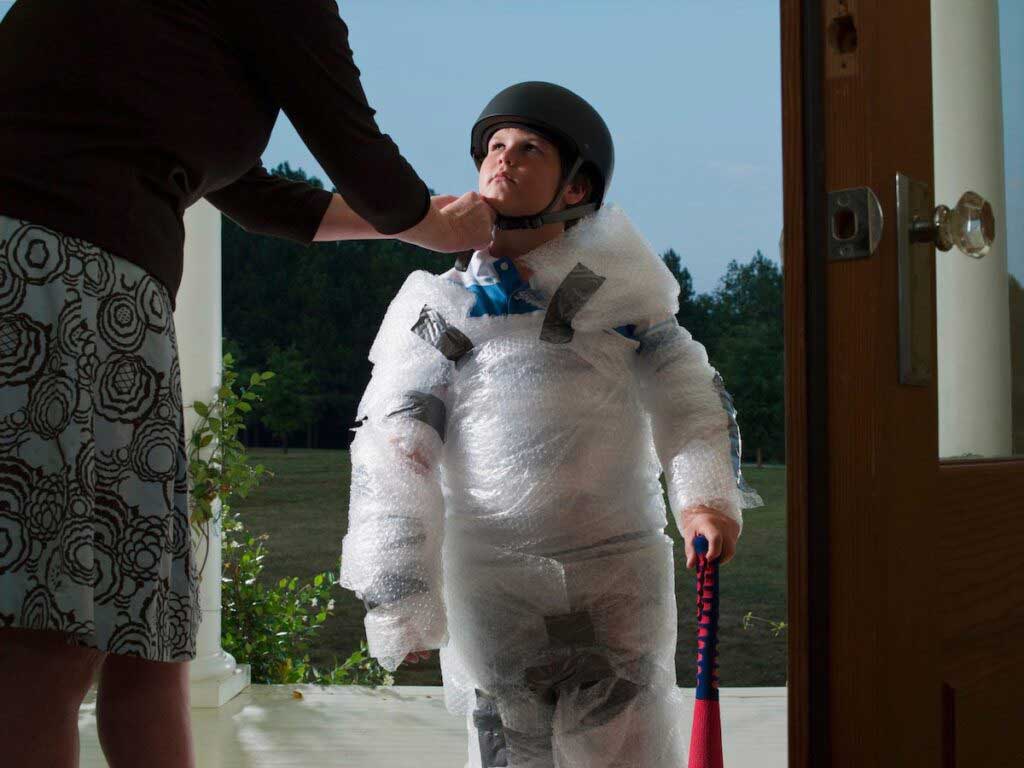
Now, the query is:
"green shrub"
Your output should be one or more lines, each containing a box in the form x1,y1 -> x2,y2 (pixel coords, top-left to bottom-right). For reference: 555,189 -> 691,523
191,350 -> 392,686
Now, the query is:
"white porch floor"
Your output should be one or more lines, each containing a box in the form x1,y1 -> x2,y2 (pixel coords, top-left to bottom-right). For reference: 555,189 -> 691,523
79,685 -> 787,767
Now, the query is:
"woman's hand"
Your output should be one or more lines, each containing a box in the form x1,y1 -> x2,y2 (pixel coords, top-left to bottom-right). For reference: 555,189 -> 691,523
396,191 -> 496,253
681,505 -> 740,569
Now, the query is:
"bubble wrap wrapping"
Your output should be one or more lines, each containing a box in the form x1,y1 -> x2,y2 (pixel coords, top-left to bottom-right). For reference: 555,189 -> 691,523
339,273 -> 475,671
340,204 -> 763,766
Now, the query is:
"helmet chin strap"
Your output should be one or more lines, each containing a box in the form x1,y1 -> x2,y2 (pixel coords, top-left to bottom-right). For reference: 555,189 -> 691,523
494,155 -> 597,230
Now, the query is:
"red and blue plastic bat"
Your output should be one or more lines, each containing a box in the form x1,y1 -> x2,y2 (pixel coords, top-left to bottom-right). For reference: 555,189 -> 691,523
688,533 -> 724,768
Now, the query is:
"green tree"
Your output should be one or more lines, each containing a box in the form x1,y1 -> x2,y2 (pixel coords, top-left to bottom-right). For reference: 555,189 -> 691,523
258,343 -> 319,453
662,248 -> 705,340
708,250 -> 785,464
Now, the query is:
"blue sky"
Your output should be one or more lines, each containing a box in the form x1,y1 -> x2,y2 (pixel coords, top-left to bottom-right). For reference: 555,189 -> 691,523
264,0 -> 786,295
1,0 -> 1019,292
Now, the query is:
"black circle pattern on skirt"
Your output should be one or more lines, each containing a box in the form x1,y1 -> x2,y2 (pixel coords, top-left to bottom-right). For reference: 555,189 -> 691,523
0,215 -> 199,661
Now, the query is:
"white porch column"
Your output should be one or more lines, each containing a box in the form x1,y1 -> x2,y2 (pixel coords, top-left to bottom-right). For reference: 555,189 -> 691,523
932,0 -> 1013,458
177,198 -> 250,707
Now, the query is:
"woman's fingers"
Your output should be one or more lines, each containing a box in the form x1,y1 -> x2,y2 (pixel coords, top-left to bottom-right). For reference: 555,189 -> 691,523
441,191 -> 497,251
431,194 -> 459,210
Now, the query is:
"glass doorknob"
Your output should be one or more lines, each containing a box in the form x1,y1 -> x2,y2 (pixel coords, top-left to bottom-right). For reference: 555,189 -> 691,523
909,190 -> 995,258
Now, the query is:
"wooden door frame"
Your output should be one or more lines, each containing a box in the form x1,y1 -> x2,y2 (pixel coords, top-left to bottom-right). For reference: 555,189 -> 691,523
782,1 -> 828,766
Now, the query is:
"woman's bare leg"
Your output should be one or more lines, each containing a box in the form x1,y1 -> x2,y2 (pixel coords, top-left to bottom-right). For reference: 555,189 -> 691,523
0,627 -> 106,768
95,652 -> 195,768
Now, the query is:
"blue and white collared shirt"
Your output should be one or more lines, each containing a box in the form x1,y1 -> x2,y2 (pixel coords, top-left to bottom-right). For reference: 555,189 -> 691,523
440,249 -> 640,340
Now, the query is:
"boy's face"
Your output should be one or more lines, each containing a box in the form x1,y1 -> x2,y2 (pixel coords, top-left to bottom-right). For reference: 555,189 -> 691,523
478,126 -> 573,217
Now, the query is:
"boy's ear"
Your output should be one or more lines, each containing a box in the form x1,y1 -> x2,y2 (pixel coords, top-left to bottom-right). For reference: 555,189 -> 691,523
564,180 -> 589,207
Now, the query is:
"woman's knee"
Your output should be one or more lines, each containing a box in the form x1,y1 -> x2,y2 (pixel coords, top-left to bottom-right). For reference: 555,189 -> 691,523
96,653 -> 190,714
0,627 -> 105,702
95,655 -> 194,768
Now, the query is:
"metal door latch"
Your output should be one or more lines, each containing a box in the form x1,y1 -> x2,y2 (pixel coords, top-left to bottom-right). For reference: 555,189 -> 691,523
827,186 -> 884,261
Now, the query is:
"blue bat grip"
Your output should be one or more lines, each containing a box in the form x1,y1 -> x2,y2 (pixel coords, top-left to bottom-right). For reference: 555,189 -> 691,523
693,534 -> 721,702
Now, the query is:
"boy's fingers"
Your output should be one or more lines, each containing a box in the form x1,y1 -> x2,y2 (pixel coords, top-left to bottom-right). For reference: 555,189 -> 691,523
707,535 -> 720,561
683,537 -> 694,569
722,541 -> 736,565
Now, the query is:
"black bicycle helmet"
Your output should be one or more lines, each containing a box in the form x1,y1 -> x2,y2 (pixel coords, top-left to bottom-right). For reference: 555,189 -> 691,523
470,81 -> 614,230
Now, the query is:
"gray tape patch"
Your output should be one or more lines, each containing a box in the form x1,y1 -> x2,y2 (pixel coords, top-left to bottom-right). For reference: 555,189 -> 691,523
543,610 -> 596,647
540,262 -> 606,344
453,251 -> 472,272
472,689 -> 509,767
412,305 -> 474,362
712,371 -> 757,494
386,390 -> 447,442
361,571 -> 429,611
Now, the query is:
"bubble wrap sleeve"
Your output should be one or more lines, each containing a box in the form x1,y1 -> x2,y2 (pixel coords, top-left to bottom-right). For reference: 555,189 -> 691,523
634,316 -> 764,537
339,357 -> 452,672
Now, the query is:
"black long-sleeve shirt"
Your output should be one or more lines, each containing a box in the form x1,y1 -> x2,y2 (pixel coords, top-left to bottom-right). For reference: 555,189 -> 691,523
0,0 -> 431,312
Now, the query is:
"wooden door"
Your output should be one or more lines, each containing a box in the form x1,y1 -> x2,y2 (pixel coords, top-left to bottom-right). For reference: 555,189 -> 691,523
781,1 -> 1024,766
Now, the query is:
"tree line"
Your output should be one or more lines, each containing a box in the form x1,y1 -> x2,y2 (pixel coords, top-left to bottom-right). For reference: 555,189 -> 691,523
222,162 -> 788,463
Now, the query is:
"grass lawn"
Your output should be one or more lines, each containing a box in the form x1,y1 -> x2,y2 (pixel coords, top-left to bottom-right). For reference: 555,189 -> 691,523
228,448 -> 787,687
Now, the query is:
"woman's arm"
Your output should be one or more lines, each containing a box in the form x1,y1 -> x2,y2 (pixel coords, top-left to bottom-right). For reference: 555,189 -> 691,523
314,190 -> 495,253
206,162 -> 495,251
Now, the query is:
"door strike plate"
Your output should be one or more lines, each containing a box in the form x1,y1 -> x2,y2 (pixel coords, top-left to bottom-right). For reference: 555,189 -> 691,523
827,186 -> 883,261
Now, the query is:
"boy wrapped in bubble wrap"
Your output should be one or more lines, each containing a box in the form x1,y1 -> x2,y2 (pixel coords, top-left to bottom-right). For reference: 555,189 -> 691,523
340,82 -> 763,768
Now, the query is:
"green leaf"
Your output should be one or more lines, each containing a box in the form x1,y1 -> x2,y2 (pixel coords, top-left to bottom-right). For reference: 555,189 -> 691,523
193,401 -> 210,417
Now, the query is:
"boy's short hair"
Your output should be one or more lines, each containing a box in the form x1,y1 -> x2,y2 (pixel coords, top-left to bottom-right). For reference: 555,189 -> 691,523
563,167 -> 594,230
541,129 -> 594,230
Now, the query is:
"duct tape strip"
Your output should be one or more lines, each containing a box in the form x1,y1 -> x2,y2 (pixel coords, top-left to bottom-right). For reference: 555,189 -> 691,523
412,305 -> 475,362
539,262 -> 606,344
472,690 -> 509,767
712,371 -> 756,493
543,610 -> 597,647
361,571 -> 429,611
386,390 -> 447,442
452,250 -> 473,272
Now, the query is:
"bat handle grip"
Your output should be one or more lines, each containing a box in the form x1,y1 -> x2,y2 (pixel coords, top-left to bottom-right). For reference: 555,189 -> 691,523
693,534 -> 721,701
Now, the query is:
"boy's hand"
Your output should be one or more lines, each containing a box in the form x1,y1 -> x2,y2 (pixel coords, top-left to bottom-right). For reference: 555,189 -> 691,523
403,650 -> 432,665
681,506 -> 740,569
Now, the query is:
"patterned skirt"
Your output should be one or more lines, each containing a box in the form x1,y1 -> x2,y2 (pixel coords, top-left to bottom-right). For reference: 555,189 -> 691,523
0,214 -> 200,662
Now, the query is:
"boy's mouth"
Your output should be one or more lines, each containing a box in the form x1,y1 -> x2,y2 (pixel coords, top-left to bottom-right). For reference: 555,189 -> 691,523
492,172 -> 516,184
